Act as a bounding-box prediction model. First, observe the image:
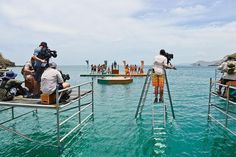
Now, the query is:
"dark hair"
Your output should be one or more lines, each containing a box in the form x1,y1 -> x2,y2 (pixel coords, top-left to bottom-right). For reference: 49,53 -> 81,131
160,49 -> 166,56
39,42 -> 48,48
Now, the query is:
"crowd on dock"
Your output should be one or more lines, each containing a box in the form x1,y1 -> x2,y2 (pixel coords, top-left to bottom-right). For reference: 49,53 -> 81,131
90,61 -> 144,75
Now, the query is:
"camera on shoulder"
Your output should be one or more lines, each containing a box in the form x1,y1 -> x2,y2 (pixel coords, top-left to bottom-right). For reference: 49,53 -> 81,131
160,49 -> 174,64
45,49 -> 57,59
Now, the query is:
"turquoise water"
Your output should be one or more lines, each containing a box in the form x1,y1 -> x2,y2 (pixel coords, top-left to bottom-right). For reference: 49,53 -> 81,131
0,66 -> 236,157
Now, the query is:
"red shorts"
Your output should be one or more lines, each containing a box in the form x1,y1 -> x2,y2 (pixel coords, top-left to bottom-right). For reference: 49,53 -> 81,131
152,74 -> 164,88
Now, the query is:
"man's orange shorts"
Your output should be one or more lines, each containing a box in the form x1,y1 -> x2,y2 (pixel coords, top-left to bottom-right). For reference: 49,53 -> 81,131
152,74 -> 164,88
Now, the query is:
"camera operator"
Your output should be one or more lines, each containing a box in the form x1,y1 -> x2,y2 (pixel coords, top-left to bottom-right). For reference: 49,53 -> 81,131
32,42 -> 48,82
152,49 -> 176,103
32,42 -> 57,82
41,62 -> 70,100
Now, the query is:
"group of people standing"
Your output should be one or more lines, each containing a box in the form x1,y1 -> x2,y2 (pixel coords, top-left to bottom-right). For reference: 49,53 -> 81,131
124,64 -> 144,75
90,64 -> 109,74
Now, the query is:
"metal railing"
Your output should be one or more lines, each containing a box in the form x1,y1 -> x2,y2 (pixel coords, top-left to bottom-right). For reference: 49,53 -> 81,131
208,77 -> 236,136
0,79 -> 94,155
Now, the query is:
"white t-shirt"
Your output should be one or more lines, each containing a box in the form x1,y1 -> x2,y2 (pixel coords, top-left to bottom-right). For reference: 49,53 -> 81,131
153,55 -> 167,75
41,68 -> 64,94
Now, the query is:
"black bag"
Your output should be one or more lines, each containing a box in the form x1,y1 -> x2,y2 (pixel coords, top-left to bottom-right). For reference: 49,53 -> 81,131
0,79 -> 14,101
227,61 -> 236,75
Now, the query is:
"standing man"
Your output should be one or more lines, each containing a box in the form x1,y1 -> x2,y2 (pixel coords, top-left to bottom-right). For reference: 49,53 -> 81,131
32,42 -> 48,82
152,49 -> 175,103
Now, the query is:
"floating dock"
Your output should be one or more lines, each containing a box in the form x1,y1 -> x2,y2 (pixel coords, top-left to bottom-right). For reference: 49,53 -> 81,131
97,77 -> 133,84
80,73 -> 147,77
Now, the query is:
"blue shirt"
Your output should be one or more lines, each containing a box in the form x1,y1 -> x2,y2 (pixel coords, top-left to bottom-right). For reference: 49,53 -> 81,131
33,47 -> 44,68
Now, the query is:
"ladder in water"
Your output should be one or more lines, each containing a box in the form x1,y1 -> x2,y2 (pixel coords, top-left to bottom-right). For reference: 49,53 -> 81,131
135,68 -> 175,120
135,69 -> 153,118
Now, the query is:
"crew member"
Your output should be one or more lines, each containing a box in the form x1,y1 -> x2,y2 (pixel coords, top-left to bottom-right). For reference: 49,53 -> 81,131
217,56 -> 236,96
41,62 -> 70,99
152,49 -> 175,103
32,42 -> 48,82
22,57 -> 39,97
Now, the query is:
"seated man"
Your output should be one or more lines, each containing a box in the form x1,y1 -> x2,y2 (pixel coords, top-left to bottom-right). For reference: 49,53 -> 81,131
41,62 -> 70,100
217,56 -> 236,95
0,71 -> 27,101
22,57 -> 40,97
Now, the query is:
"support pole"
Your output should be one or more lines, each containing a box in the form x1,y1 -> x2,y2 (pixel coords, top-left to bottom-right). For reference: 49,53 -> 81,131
164,69 -> 175,119
208,78 -> 212,120
11,107 -> 14,119
92,78 -> 94,115
214,69 -> 217,91
56,86 -> 61,155
78,86 -> 81,123
225,85 -> 230,127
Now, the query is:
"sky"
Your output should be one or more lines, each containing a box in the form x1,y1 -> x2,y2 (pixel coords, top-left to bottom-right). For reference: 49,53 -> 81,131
0,0 -> 236,65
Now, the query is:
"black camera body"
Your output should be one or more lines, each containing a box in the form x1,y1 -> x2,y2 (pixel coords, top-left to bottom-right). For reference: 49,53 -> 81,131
62,74 -> 70,82
43,49 -> 57,60
59,70 -> 70,82
164,52 -> 174,64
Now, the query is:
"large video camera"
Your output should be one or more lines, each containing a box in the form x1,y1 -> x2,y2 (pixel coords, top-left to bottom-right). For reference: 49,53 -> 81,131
59,70 -> 70,82
43,49 -> 57,60
163,52 -> 174,64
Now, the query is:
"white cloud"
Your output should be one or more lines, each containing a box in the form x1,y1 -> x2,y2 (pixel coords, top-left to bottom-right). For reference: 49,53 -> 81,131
171,5 -> 207,16
0,0 -> 235,65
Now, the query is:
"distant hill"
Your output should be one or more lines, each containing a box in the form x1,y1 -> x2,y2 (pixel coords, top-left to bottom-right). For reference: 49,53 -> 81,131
192,52 -> 236,66
192,60 -> 221,66
0,53 -> 15,67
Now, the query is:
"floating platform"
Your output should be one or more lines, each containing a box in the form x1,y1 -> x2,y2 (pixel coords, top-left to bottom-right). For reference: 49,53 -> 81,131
80,73 -> 147,77
98,77 -> 133,84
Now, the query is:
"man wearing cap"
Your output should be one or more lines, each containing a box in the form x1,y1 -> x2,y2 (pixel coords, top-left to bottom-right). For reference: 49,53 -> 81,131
152,49 -> 175,103
32,42 -> 48,82
41,62 -> 70,96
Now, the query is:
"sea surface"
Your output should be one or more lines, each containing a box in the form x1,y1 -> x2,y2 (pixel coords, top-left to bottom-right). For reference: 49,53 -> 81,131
0,65 -> 236,157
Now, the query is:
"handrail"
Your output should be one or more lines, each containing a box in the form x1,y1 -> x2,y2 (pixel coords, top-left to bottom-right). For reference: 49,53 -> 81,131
135,68 -> 152,118
208,77 -> 236,137
214,82 -> 236,90
58,81 -> 92,93
0,78 -> 94,155
164,69 -> 175,119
